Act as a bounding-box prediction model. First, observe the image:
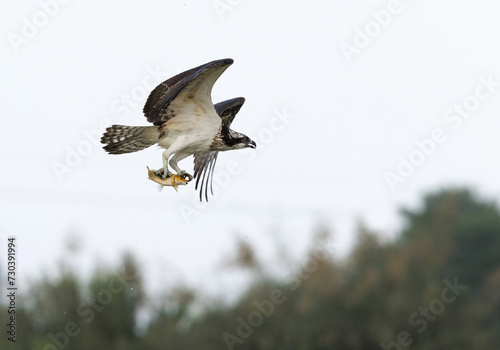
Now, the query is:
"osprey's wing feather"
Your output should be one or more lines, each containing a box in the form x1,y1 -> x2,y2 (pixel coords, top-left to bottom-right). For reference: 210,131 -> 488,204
193,97 -> 246,201
143,58 -> 234,126
215,97 -> 246,127
193,151 -> 218,201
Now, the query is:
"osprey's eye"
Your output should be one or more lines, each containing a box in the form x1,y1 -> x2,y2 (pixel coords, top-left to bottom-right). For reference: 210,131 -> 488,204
242,137 -> 248,143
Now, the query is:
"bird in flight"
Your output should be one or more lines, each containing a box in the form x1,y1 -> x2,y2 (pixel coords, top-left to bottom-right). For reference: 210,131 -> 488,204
100,58 -> 256,201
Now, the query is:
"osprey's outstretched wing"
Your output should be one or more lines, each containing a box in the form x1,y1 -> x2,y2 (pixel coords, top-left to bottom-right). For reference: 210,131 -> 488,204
143,58 -> 234,126
214,96 -> 246,127
193,97 -> 246,201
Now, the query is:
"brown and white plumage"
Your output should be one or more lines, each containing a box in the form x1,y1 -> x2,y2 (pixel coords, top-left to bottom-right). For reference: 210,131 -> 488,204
193,97 -> 247,201
100,59 -> 256,201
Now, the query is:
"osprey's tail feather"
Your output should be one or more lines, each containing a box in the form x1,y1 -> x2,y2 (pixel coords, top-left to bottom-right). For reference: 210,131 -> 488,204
101,125 -> 159,154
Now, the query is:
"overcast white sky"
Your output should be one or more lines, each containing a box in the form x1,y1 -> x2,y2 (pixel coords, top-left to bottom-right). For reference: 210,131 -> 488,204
1,0 -> 500,297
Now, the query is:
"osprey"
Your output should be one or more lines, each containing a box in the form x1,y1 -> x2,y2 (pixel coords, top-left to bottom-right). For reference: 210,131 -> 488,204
100,58 -> 256,201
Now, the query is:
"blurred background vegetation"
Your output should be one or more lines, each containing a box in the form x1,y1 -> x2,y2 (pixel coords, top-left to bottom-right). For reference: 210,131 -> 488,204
3,187 -> 500,349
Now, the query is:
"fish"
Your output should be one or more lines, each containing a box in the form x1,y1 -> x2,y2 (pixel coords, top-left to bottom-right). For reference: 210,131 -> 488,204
147,167 -> 190,192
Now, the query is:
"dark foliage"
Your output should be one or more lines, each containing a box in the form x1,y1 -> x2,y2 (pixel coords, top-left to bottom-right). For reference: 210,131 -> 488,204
3,188 -> 500,349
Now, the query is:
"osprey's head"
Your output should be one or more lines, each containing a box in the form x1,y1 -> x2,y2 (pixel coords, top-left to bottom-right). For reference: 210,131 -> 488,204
214,129 -> 256,151
224,130 -> 256,150
230,132 -> 257,150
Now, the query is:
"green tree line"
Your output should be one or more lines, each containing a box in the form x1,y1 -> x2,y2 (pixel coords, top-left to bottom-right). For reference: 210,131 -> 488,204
3,188 -> 500,349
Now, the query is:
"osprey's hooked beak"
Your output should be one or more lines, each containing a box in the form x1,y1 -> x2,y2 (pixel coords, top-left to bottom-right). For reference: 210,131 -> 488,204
247,140 -> 257,149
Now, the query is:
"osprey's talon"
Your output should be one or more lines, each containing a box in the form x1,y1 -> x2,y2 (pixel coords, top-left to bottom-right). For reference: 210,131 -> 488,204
181,171 -> 193,182
158,169 -> 172,179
